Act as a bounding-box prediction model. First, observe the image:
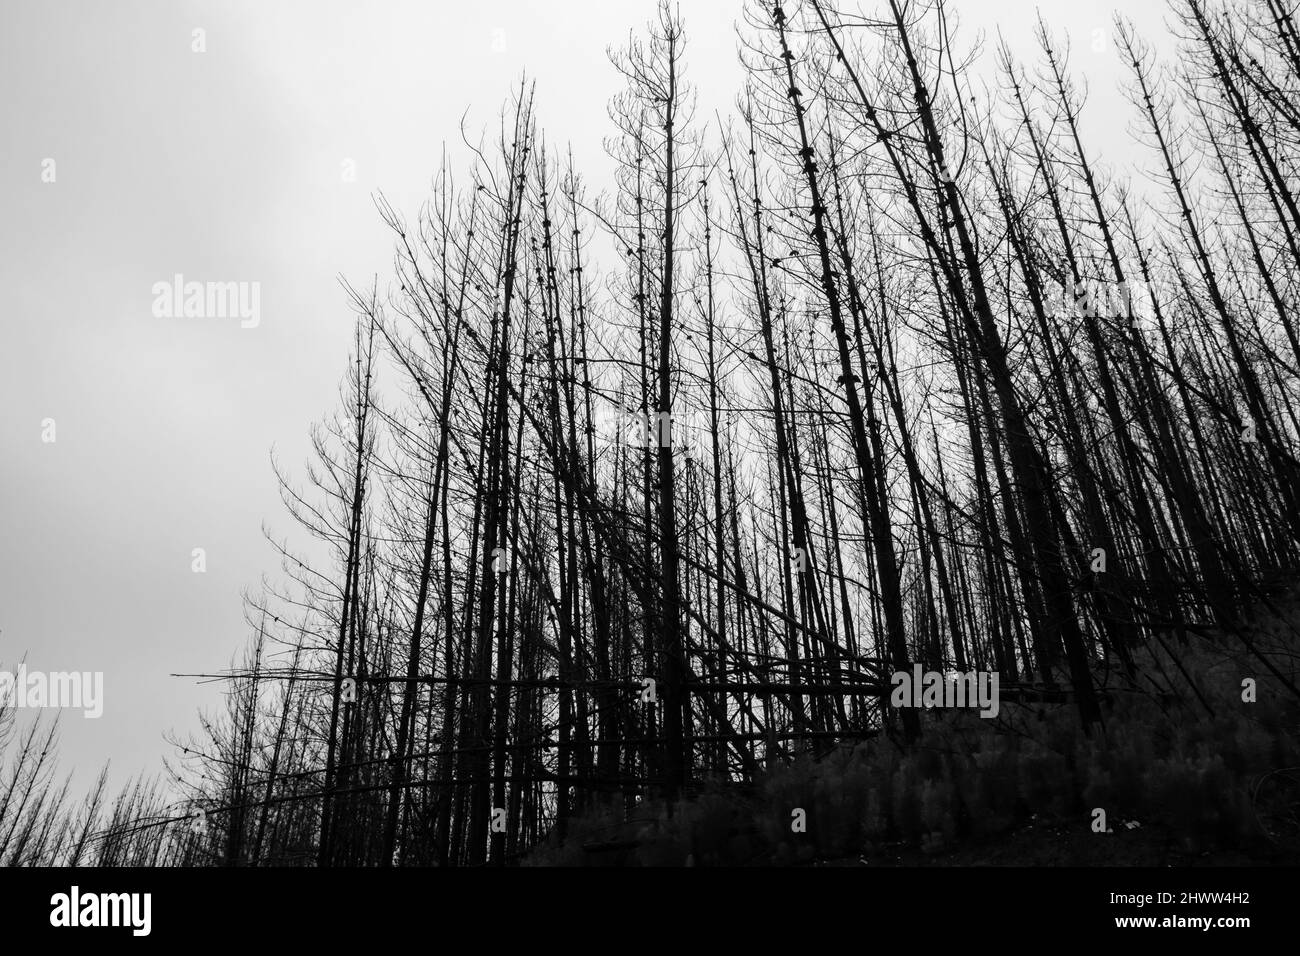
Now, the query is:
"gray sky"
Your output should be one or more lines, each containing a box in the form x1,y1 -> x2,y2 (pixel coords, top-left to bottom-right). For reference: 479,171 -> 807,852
0,0 -> 1172,794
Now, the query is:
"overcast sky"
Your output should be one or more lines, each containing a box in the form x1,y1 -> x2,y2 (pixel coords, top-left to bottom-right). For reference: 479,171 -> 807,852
0,0 -> 1174,794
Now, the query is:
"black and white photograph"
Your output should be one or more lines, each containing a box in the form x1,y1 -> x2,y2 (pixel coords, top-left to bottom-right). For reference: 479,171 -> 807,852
0,0 -> 1294,939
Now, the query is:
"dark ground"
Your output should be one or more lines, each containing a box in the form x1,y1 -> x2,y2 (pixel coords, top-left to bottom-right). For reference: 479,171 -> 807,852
814,818 -> 1294,866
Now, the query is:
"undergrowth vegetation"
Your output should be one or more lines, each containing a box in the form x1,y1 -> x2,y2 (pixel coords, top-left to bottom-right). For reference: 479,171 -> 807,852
528,623 -> 1300,866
